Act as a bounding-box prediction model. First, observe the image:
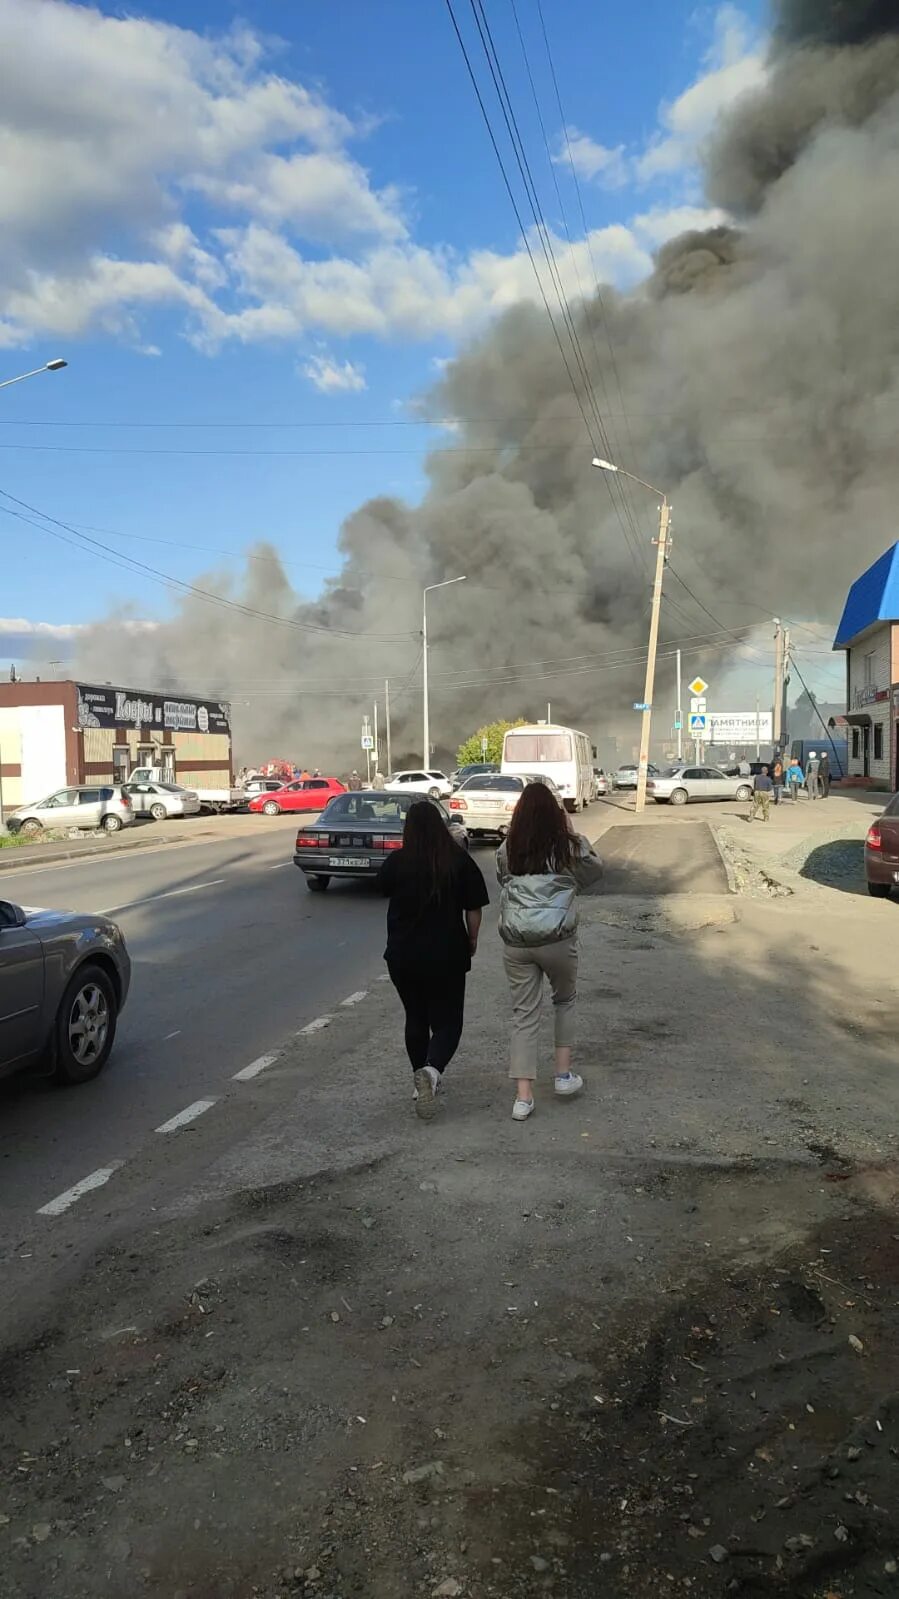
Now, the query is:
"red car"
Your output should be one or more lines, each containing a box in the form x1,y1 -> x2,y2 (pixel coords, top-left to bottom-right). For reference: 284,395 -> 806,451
248,776 -> 346,815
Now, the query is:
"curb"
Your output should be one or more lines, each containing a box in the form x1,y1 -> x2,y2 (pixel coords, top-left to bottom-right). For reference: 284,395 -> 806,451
711,826 -> 740,895
0,828 -> 210,874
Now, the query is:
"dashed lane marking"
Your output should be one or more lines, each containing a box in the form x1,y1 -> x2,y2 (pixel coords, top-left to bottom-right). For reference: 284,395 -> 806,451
298,1016 -> 332,1035
232,1053 -> 279,1082
37,1163 -> 124,1217
340,990 -> 368,1007
268,861 -> 293,870
100,879 -> 226,915
155,1098 -> 218,1133
164,1030 -> 181,1041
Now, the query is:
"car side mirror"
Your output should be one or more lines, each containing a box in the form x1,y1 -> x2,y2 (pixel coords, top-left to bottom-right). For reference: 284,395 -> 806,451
0,901 -> 27,929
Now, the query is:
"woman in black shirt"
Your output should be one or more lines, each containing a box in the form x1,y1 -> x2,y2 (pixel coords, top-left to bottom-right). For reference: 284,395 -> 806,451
378,800 -> 489,1119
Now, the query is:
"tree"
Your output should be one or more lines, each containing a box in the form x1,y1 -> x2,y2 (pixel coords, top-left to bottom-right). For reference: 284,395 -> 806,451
456,718 -> 526,768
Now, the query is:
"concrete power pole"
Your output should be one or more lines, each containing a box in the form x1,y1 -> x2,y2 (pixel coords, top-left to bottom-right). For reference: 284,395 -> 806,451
781,629 -> 791,753
384,679 -> 392,776
772,619 -> 785,751
675,647 -> 683,761
634,498 -> 671,814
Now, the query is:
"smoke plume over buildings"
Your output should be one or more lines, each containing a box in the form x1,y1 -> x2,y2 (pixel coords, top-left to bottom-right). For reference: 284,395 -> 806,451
74,0 -> 899,764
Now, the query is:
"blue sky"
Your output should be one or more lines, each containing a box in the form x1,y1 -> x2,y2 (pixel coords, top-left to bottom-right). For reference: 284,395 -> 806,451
1,0 -> 782,670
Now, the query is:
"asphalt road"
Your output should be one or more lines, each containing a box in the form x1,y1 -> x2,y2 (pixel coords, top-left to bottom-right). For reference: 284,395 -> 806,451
0,816 -> 391,1251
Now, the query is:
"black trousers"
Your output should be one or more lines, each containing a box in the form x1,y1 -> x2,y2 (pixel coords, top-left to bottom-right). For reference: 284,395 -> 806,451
387,961 -> 467,1074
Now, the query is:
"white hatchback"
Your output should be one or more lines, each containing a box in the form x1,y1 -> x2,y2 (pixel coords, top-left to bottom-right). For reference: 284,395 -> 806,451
383,769 -> 453,799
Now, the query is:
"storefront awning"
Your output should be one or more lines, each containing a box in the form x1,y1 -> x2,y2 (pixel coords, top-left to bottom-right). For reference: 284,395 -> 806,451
844,712 -> 872,726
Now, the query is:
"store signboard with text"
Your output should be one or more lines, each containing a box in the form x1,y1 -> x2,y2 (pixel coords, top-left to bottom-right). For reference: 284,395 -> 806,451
76,682 -> 231,734
705,711 -> 773,744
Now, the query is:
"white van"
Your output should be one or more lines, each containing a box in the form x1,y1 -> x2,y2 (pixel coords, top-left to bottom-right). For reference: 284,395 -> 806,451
501,723 -> 595,811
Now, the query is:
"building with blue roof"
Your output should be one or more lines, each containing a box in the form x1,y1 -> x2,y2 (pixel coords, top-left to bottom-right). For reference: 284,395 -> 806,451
833,543 -> 899,788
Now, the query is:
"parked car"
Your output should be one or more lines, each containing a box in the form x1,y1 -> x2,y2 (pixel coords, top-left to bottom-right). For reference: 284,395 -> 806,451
248,776 -> 346,815
126,765 -> 242,814
384,770 -> 453,799
612,763 -> 660,790
240,777 -> 284,803
0,897 -> 131,1083
647,765 -> 754,805
294,791 -> 467,891
448,772 -> 562,839
122,780 -> 201,821
593,769 -> 609,797
6,784 -> 135,836
451,762 -> 499,789
865,794 -> 899,898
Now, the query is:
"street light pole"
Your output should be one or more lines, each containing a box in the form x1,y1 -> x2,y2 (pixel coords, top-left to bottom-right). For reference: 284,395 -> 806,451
592,459 -> 671,814
422,576 -> 466,765
0,358 -> 67,391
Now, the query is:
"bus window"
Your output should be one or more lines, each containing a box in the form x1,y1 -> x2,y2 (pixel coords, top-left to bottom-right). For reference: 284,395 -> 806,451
504,731 -> 572,763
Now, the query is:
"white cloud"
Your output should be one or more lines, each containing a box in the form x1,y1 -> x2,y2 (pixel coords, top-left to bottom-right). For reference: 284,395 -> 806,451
554,127 -> 628,188
635,6 -> 766,182
631,204 -> 730,248
302,354 -> 367,393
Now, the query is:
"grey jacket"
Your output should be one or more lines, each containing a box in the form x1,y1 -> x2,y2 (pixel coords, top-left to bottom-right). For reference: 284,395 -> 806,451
496,835 -> 604,947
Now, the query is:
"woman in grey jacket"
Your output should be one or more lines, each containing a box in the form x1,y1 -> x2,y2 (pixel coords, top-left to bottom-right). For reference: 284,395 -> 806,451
496,782 -> 603,1120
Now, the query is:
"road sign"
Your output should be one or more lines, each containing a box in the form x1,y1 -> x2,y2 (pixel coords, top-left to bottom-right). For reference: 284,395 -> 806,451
688,676 -> 709,697
690,696 -> 706,715
480,736 -> 488,756
361,734 -> 374,750
689,713 -> 707,732
633,701 -> 651,711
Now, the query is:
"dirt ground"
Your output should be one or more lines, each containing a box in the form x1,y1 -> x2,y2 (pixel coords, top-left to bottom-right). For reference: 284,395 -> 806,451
2,819 -> 899,1599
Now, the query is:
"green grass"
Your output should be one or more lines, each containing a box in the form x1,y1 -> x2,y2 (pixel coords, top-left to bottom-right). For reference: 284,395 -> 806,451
0,830 -> 30,849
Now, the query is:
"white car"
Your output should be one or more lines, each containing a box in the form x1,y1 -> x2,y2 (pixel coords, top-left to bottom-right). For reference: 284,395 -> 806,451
384,769 -> 453,800
121,780 -> 202,820
647,765 -> 754,805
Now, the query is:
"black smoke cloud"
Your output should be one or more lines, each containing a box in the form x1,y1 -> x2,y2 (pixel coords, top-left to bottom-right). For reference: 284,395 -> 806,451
75,0 -> 899,766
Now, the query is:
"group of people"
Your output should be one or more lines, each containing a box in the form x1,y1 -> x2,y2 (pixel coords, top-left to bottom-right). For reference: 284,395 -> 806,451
377,784 -> 603,1121
750,750 -> 832,820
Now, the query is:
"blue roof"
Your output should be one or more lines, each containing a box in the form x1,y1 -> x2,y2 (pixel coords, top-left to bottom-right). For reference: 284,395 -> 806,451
834,543 -> 899,648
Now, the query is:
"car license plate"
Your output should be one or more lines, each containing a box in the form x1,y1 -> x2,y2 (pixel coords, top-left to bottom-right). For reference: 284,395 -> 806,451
329,855 -> 368,867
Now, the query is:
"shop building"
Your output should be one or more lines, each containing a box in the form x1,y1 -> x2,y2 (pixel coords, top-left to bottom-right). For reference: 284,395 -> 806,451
833,544 -> 899,789
0,679 -> 232,811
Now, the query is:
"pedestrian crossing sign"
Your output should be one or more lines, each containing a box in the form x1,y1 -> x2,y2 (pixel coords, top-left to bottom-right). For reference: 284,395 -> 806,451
689,713 -> 707,732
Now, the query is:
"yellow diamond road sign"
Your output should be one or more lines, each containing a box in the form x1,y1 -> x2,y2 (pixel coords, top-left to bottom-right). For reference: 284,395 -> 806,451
688,676 -> 709,697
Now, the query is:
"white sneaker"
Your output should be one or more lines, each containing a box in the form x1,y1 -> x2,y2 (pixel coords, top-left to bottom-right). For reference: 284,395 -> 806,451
413,1066 -> 440,1120
512,1098 -> 535,1121
554,1071 -> 584,1097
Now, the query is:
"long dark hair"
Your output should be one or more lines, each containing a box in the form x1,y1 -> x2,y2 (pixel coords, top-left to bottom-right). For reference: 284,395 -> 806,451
506,782 -> 575,875
401,798 -> 458,902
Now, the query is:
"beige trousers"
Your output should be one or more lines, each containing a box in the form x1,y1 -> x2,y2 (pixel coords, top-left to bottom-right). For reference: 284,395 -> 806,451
502,936 -> 578,1080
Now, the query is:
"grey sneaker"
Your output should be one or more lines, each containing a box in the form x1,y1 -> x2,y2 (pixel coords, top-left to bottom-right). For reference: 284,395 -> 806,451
413,1066 -> 440,1120
554,1071 -> 584,1097
512,1098 -> 535,1121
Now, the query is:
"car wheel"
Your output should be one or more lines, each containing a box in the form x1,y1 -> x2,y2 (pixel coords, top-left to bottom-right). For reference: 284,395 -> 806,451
735,784 -> 752,802
149,802 -> 167,822
54,963 -> 117,1084
669,787 -> 689,806
307,874 -> 330,892
867,881 -> 892,898
263,800 -> 281,815
21,818 -> 42,835
103,814 -> 124,833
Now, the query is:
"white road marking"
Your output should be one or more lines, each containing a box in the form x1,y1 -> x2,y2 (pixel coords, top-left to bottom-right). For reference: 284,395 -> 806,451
376,973 -> 391,982
163,1030 -> 181,1041
38,1163 -> 123,1217
341,990 -> 368,1007
232,1053 -> 278,1082
268,861 -> 293,870
298,1016 -> 332,1035
155,1098 -> 217,1133
100,879 -> 226,914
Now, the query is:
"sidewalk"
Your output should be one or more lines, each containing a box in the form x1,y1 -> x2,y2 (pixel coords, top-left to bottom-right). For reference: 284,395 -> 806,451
3,839 -> 898,1597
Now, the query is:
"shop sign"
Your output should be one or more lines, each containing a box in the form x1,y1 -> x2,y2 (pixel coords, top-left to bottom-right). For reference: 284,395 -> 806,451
76,682 -> 231,733
853,684 -> 888,708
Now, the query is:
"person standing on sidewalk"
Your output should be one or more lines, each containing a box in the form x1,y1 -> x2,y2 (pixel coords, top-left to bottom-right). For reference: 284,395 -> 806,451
787,757 -> 804,800
378,800 -> 489,1120
496,784 -> 603,1122
806,751 -> 821,800
772,754 -> 784,805
819,750 -> 831,796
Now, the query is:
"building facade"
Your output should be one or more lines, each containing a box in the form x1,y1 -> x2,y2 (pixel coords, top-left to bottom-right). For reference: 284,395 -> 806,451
0,680 -> 232,811
833,545 -> 899,790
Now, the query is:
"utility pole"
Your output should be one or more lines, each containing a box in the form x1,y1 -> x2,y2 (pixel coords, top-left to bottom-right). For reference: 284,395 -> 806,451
422,576 -> 466,768
755,693 -> 761,758
373,700 -> 379,775
385,678 -> 392,776
676,648 -> 683,761
781,628 -> 791,753
772,618 -> 784,752
634,498 -> 671,813
547,701 -> 552,723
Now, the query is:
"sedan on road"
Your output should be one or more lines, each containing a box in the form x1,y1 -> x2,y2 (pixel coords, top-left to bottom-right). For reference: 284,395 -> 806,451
384,770 -> 454,799
865,793 -> 899,898
6,784 -> 135,836
294,791 -> 467,891
249,776 -> 346,815
448,772 -> 562,839
0,897 -> 131,1083
647,765 -> 754,805
122,780 -> 201,821
612,763 -> 659,790
451,762 -> 499,789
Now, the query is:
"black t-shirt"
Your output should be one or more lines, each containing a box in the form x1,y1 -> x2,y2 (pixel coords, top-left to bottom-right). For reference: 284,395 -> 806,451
378,847 -> 489,971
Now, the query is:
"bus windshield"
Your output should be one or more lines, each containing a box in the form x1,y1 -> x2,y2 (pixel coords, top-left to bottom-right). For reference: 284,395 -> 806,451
504,732 -> 572,763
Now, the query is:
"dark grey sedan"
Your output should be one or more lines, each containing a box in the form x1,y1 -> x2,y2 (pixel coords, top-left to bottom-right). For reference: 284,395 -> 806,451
294,791 -> 468,892
0,899 -> 131,1084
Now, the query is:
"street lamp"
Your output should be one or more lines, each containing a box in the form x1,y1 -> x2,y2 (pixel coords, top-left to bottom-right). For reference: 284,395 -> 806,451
0,358 -> 68,391
423,576 -> 466,765
592,456 -> 671,815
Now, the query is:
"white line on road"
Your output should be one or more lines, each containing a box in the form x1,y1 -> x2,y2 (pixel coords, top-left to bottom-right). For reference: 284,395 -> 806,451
100,879 -> 226,914
341,991 -> 368,1007
268,861 -> 293,870
37,1163 -> 123,1217
155,1099 -> 217,1133
232,1053 -> 279,1081
298,1016 -> 332,1035
163,1030 -> 181,1041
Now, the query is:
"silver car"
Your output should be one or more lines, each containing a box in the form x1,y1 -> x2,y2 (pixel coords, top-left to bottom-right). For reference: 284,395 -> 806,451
122,780 -> 201,821
647,764 -> 754,806
6,784 -> 135,836
447,772 -> 562,838
0,897 -> 131,1083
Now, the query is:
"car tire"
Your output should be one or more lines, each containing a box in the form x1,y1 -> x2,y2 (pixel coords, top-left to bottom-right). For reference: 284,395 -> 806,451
669,788 -> 689,806
149,802 -> 167,822
103,814 -> 124,833
867,881 -> 892,898
54,963 -> 118,1085
263,801 -> 281,815
21,818 -> 42,835
307,874 -> 330,892
735,785 -> 752,802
